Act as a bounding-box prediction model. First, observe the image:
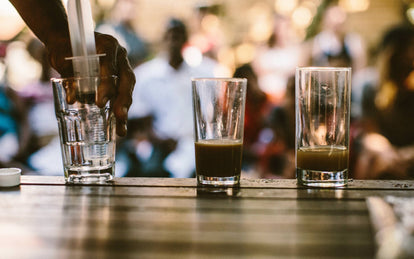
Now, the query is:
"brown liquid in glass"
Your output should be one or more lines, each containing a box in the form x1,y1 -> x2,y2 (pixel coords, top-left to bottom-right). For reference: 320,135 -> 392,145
195,139 -> 243,177
296,145 -> 349,171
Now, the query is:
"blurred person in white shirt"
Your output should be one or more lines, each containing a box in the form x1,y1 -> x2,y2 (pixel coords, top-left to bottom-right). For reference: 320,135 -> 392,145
128,18 -> 220,178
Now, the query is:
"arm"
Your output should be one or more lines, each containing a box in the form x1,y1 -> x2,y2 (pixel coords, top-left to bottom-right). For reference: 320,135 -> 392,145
9,0 -> 69,47
9,0 -> 73,76
9,0 -> 135,136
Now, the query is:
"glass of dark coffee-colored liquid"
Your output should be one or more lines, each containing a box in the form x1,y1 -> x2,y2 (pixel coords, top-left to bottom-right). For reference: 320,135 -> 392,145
192,78 -> 247,186
296,67 -> 351,187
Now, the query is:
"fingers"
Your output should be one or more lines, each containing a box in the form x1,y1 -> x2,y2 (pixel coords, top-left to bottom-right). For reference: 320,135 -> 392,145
95,33 -> 118,107
47,38 -> 73,77
96,75 -> 117,107
65,80 -> 77,104
113,50 -> 135,136
95,32 -> 135,137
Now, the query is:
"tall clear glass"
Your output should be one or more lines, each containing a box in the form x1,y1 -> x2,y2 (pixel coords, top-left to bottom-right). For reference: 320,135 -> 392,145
296,67 -> 351,187
51,76 -> 117,184
192,78 -> 247,187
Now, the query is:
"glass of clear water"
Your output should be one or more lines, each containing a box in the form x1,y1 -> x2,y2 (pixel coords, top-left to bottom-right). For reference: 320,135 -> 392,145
51,76 -> 117,184
296,67 -> 351,187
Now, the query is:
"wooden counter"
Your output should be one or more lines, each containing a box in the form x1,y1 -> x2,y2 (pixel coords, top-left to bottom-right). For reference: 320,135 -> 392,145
1,176 -> 413,258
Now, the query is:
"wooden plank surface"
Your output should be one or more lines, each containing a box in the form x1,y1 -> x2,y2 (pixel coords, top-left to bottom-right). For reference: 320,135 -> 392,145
20,175 -> 414,189
1,176 -> 413,258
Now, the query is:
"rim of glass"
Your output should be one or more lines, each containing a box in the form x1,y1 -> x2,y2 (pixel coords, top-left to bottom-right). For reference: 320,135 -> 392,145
296,66 -> 351,71
191,77 -> 247,82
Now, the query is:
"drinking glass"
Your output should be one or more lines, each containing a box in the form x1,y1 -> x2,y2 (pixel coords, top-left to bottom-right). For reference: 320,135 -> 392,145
296,67 -> 351,187
51,76 -> 117,184
192,78 -> 247,186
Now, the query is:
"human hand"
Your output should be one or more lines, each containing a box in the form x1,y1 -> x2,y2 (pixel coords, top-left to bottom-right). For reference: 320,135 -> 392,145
94,32 -> 135,137
47,32 -> 135,137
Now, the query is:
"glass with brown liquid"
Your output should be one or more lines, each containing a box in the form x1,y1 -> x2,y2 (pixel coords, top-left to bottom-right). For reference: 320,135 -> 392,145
296,145 -> 349,187
192,78 -> 247,186
296,67 -> 351,187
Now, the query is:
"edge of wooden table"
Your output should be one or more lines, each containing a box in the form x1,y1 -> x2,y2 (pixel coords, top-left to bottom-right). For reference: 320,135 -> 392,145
19,175 -> 414,190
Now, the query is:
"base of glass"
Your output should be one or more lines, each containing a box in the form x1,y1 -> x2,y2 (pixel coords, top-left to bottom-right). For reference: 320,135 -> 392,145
65,166 -> 114,184
296,168 -> 348,187
197,175 -> 240,187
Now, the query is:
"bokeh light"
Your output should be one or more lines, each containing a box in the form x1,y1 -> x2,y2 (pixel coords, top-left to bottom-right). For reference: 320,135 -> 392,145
339,0 -> 370,13
201,14 -> 220,34
235,42 -> 256,65
274,0 -> 298,15
0,1 -> 25,41
183,46 -> 203,67
248,3 -> 273,43
292,6 -> 313,28
407,5 -> 414,25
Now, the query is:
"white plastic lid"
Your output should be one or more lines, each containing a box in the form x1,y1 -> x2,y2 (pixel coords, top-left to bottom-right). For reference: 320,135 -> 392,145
0,168 -> 21,187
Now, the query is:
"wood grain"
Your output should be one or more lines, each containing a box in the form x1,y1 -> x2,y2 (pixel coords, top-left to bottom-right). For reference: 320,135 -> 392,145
1,176 -> 413,258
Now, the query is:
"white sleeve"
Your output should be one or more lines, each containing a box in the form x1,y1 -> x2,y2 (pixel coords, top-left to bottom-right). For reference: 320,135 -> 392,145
128,68 -> 152,119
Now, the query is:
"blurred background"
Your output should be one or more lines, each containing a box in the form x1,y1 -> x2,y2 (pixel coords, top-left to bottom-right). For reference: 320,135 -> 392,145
1,0 -> 414,180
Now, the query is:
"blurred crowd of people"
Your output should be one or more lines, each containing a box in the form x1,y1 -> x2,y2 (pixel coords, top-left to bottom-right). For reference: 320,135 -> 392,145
1,2 -> 414,180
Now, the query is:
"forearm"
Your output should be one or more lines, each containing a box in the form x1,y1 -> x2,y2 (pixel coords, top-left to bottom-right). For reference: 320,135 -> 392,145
9,0 -> 70,50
